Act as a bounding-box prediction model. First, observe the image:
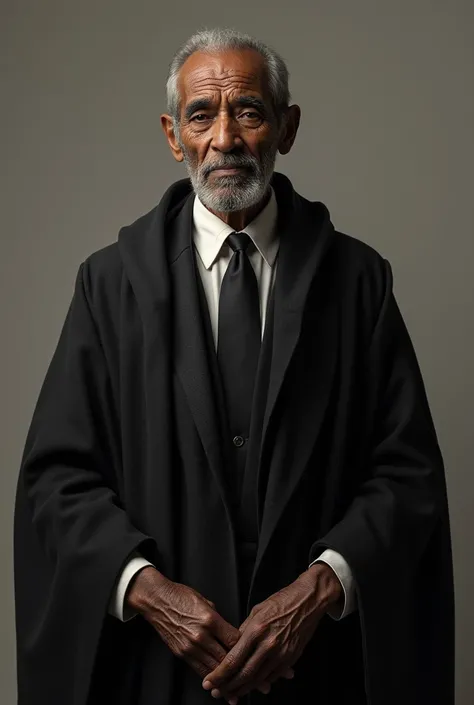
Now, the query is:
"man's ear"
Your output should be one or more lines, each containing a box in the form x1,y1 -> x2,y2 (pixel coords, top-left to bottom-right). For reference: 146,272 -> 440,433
278,105 -> 301,156
161,114 -> 184,163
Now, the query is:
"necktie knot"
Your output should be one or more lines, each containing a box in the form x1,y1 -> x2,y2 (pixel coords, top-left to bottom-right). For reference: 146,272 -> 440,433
227,232 -> 252,253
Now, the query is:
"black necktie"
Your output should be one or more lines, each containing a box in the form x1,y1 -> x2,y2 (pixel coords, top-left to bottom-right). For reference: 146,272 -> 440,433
217,232 -> 261,440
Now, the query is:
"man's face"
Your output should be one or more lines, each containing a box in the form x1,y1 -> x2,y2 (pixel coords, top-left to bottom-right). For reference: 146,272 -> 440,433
163,49 -> 292,212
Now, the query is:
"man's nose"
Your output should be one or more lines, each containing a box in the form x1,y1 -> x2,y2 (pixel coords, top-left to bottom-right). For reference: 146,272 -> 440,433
210,114 -> 242,152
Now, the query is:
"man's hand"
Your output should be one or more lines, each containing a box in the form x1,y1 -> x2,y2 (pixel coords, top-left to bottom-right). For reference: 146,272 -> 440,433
126,567 -> 284,703
127,567 -> 240,701
202,562 -> 342,702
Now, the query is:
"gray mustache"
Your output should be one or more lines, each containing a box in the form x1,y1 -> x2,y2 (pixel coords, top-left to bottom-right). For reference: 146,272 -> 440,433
202,155 -> 258,177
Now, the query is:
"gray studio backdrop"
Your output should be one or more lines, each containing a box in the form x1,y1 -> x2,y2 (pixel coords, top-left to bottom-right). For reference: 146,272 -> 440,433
2,2 -> 473,703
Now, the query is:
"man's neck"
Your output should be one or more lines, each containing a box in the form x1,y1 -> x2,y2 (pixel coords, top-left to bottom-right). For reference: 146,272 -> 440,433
205,188 -> 272,231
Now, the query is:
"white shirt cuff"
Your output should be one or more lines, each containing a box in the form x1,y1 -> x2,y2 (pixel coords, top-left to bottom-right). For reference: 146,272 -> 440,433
308,548 -> 357,620
108,552 -> 155,621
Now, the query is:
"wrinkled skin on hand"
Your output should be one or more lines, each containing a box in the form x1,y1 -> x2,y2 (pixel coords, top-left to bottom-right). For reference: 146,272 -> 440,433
202,563 -> 341,702
126,567 -> 294,703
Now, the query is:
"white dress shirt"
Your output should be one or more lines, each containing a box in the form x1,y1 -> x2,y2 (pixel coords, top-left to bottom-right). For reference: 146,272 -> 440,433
109,188 -> 357,622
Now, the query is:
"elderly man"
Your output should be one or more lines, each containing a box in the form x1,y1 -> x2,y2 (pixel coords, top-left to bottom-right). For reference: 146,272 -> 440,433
14,28 -> 454,705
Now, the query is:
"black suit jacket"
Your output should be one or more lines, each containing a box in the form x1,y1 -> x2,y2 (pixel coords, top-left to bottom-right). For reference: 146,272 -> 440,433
14,172 -> 454,705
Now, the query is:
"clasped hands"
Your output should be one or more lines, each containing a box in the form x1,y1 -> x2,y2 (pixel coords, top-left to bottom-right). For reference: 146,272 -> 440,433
127,562 -> 342,704
201,563 -> 342,703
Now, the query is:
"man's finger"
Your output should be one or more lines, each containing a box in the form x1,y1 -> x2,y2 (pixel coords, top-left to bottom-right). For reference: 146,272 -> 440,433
181,624 -> 236,680
184,645 -> 221,679
250,658 -> 294,689
262,654 -> 299,686
211,613 -> 241,652
219,650 -> 274,699
203,627 -> 256,688
238,614 -> 253,634
199,636 -> 228,666
223,658 -> 295,699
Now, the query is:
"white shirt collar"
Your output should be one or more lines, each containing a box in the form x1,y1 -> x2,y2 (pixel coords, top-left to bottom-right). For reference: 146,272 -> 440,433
192,187 -> 279,270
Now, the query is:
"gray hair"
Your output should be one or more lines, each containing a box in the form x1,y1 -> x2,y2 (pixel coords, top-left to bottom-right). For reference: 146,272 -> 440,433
166,28 -> 291,128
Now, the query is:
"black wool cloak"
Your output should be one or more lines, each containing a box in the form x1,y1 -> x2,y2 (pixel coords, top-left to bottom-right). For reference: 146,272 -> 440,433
14,172 -> 454,705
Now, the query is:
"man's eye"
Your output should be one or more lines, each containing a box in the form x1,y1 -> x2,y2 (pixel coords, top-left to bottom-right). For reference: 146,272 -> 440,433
240,112 -> 262,120
192,114 -> 210,122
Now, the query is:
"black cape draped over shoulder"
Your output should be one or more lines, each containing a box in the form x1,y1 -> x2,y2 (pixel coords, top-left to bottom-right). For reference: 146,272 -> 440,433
14,172 -> 454,705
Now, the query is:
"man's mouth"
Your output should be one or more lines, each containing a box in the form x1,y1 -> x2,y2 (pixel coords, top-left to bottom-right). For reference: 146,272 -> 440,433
210,166 -> 246,176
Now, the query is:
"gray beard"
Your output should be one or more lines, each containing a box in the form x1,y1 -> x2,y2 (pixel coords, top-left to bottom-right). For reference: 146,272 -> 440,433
180,145 -> 278,212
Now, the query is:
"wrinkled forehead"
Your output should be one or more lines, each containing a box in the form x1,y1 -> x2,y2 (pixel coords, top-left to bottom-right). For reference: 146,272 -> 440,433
177,49 -> 271,107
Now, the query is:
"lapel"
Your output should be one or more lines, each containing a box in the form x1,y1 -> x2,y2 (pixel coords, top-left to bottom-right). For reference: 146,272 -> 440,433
251,174 -> 338,581
118,181 -> 236,529
167,193 -> 238,519
260,175 -> 334,451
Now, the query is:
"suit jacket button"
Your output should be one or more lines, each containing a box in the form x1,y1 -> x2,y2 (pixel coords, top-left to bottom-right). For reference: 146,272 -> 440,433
233,435 -> 245,447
